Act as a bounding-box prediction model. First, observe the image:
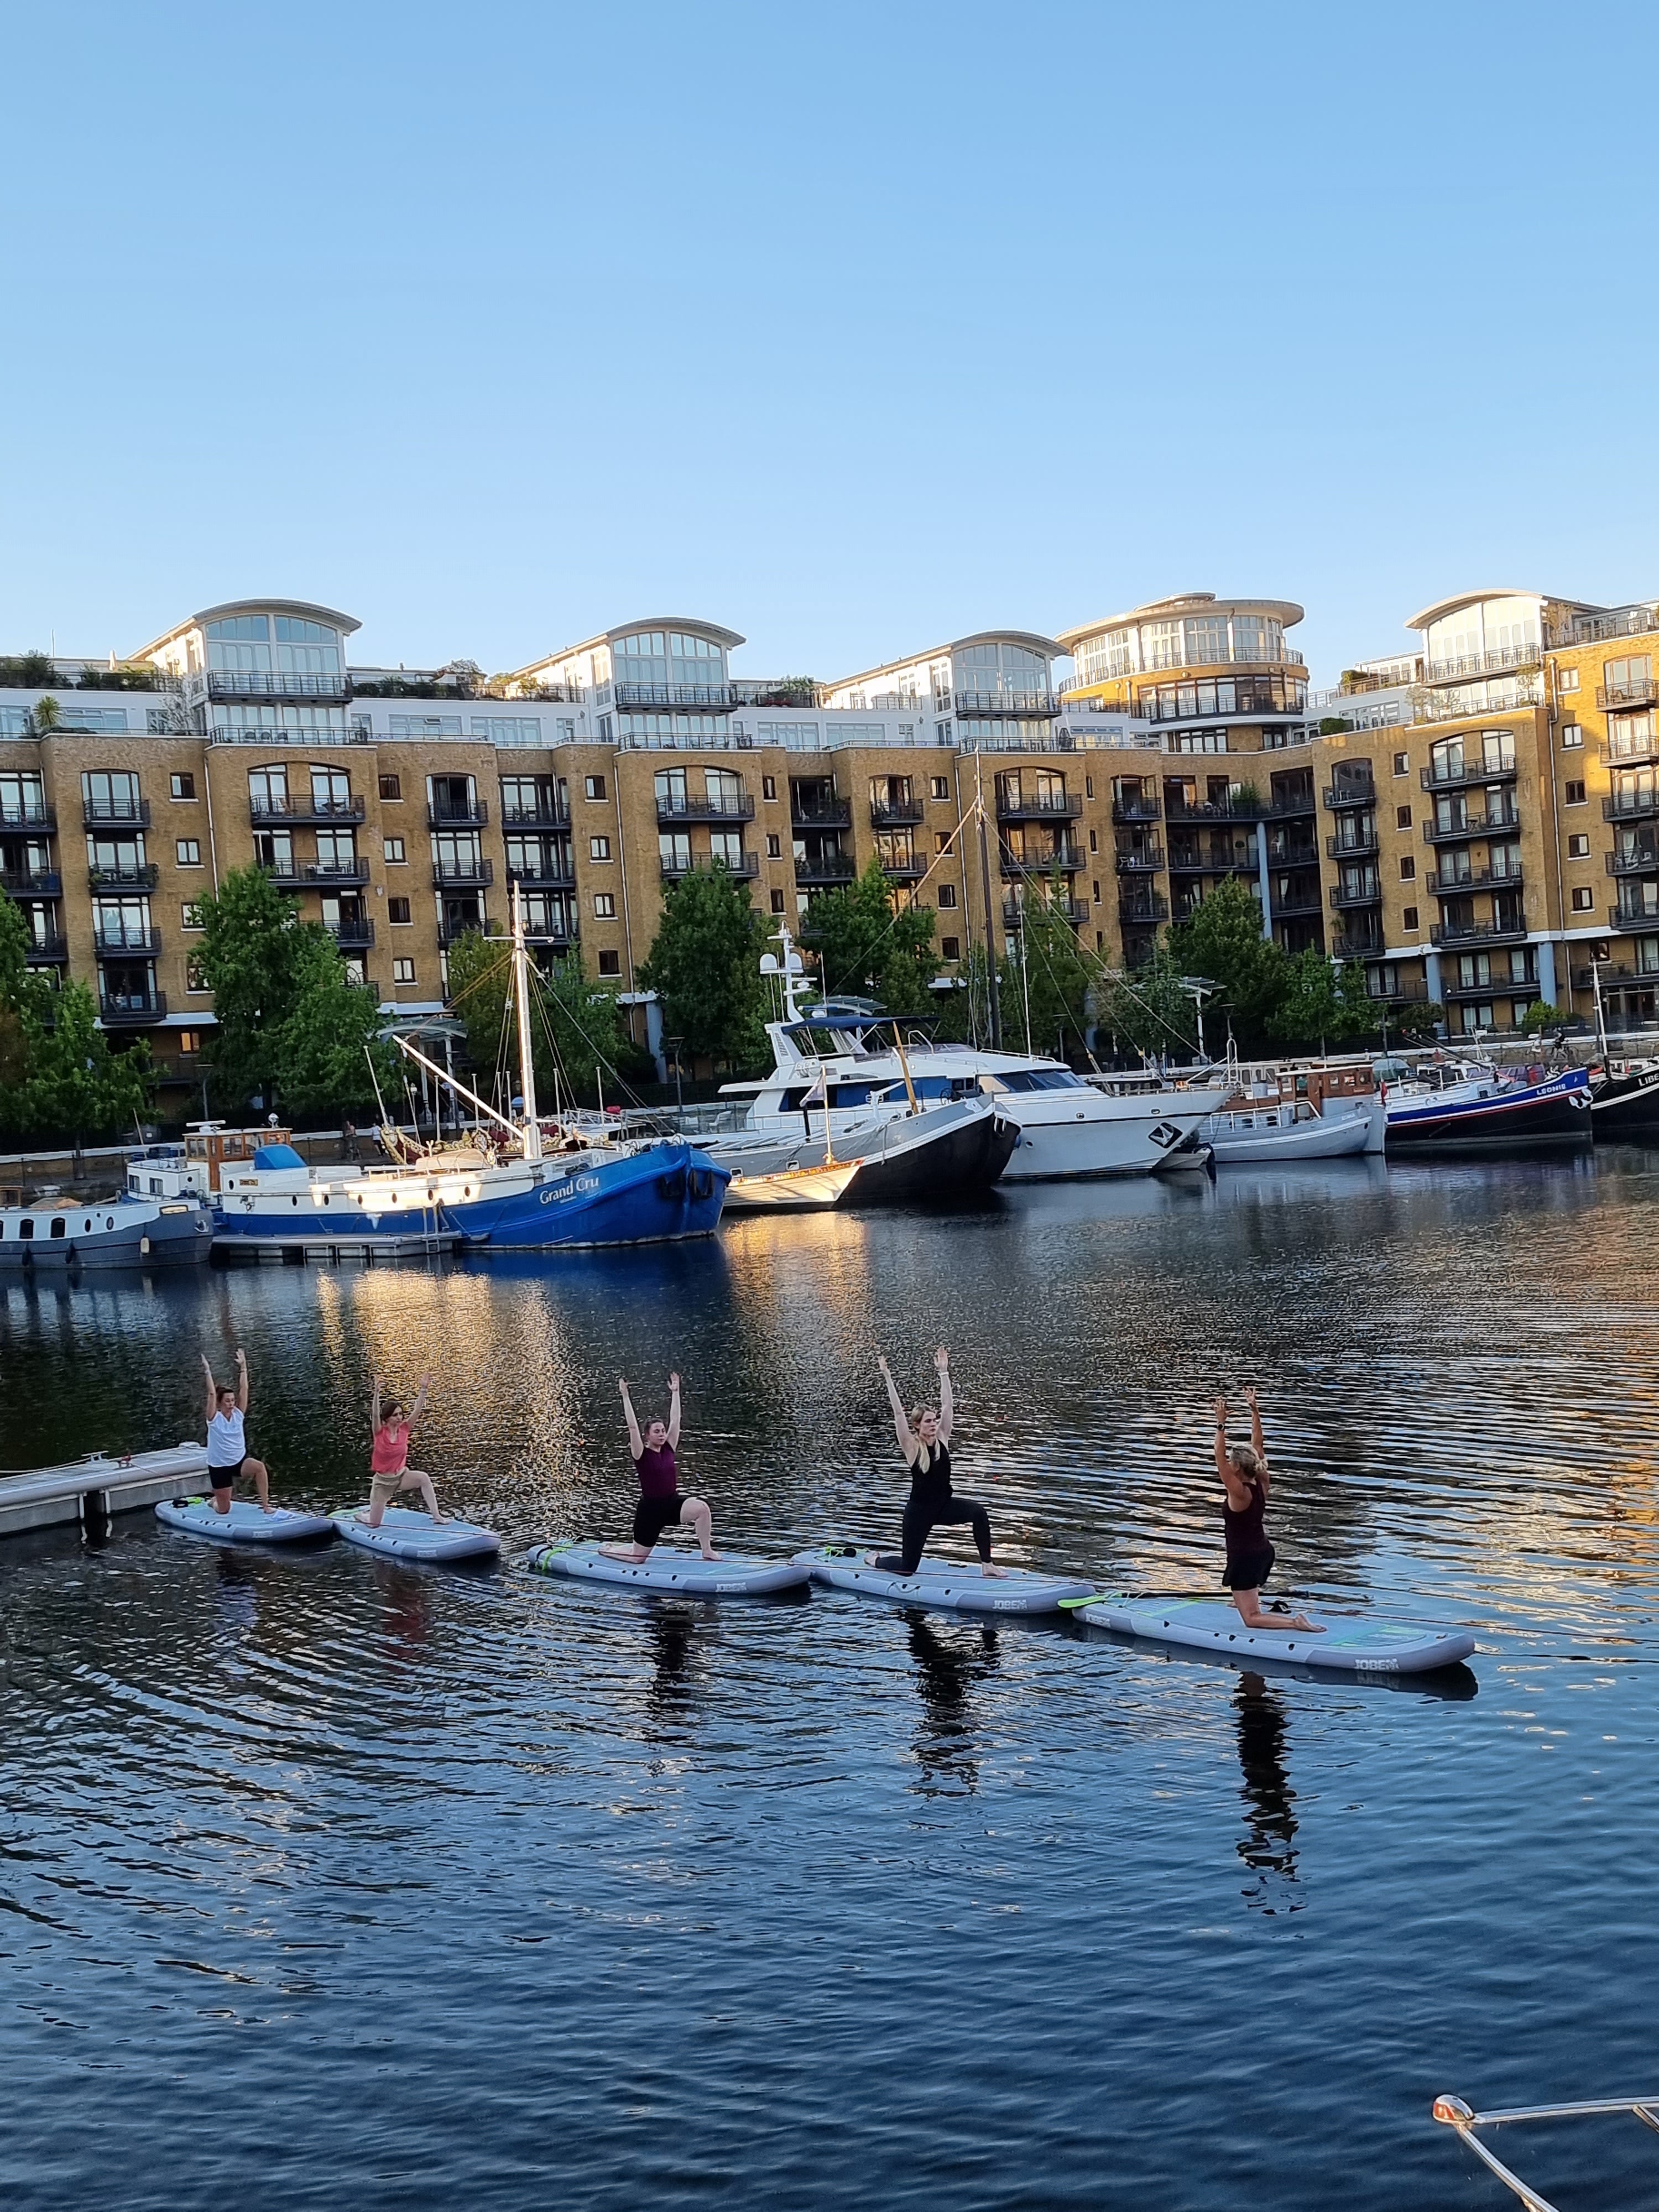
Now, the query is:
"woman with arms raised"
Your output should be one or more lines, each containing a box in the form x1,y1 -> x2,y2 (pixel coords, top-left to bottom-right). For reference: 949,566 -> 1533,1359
1215,1386 -> 1321,1633
602,1373 -> 721,1564
866,1346 -> 1005,1579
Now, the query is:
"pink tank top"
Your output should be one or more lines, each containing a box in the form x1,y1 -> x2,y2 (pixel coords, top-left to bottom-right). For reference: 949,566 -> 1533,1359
372,1421 -> 410,1476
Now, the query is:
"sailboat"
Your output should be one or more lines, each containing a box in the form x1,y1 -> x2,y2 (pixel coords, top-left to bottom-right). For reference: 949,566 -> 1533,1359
720,1063 -> 865,1211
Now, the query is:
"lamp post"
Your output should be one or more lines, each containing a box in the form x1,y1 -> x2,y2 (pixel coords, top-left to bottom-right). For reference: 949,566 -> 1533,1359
668,1036 -> 684,1122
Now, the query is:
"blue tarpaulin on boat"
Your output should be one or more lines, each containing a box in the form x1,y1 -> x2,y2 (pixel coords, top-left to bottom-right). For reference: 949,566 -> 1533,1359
252,1144 -> 307,1168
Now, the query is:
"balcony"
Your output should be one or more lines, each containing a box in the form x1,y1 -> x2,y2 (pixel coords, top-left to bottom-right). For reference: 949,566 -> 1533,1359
1000,843 -> 1083,877
1423,644 -> 1542,685
1111,796 -> 1161,823
432,857 -> 494,889
1004,898 -> 1088,926
869,799 -> 925,827
1608,847 -> 1659,877
1165,797 -> 1267,823
88,862 -> 159,889
1119,893 -> 1170,926
24,932 -> 69,965
250,794 -> 365,827
1328,882 -> 1383,911
198,669 -> 349,701
995,791 -> 1082,822
1271,891 -> 1325,919
1267,788 -> 1319,818
427,801 -> 488,830
326,916 -> 376,948
1326,831 -> 1379,859
436,915 -> 488,948
656,793 -> 756,826
82,799 -> 150,830
500,800 -> 570,828
1420,758 -> 1519,793
954,691 -> 1058,716
1574,962 -> 1659,990
1605,791 -> 1659,825
0,806 -> 56,832
2,868 -> 62,896
1443,966 -> 1538,1001
1323,780 -> 1378,811
93,927 -> 161,956
1604,733 -> 1659,769
1166,846 -> 1258,875
98,990 -> 166,1024
614,682 -> 737,711
660,853 -> 760,883
792,851 -> 857,885
1427,866 -> 1525,895
1598,677 -> 1657,711
876,854 -> 928,883
1611,901 -> 1659,933
1431,913 -> 1530,948
1114,845 -> 1165,873
506,859 -> 577,890
791,796 -> 851,830
1334,927 -> 1386,959
305,859 -> 372,887
1422,808 -> 1522,844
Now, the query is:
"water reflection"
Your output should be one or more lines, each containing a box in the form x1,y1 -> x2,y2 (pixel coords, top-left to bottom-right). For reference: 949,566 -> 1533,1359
905,1613 -> 999,1796
645,1603 -> 703,1721
372,1561 -> 436,1659
1234,1671 -> 1300,1914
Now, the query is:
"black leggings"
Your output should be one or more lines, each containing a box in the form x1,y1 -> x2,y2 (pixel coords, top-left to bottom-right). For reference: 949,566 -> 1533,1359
874,1496 -> 992,1577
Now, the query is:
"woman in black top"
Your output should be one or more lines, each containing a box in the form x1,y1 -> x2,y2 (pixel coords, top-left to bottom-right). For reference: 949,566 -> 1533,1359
866,1345 -> 1006,1579
1215,1387 -> 1321,1632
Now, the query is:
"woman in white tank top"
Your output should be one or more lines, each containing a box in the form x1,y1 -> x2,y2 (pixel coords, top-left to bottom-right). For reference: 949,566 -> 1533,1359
200,1349 -> 274,1515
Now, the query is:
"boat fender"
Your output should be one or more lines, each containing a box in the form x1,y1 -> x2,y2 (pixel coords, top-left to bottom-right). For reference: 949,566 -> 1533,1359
140,1236 -> 151,1255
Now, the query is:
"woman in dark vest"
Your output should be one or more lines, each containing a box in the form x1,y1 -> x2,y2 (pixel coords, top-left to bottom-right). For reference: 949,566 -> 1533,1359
602,1372 -> 721,1564
865,1345 -> 1006,1579
1215,1386 -> 1321,1632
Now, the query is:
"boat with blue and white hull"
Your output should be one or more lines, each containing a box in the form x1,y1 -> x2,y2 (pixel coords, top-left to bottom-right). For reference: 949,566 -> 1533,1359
0,1187 -> 212,1269
1384,1058 -> 1591,1151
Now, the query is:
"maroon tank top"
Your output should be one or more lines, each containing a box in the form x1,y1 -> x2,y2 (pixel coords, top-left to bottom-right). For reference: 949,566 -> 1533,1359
634,1442 -> 678,1499
1223,1474 -> 1267,1557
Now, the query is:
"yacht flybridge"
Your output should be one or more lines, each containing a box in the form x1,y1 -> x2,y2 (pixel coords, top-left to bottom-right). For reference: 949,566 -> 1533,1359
714,931 -> 1225,1182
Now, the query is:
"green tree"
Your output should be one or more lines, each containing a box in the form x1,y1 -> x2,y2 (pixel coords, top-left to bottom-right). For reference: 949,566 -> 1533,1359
271,933 -> 393,1117
640,867 -> 770,1072
446,930 -> 641,1109
22,981 -> 155,1142
1167,879 -> 1291,1053
1097,942 -> 1201,1063
1270,950 -> 1374,1055
193,866 -> 328,1108
799,858 -> 938,1014
1000,882 -> 1093,1058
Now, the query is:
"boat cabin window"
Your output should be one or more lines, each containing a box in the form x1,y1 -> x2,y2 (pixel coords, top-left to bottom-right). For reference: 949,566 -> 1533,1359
19,1218 -> 34,1238
983,1068 -> 1086,1093
50,1217 -> 65,1237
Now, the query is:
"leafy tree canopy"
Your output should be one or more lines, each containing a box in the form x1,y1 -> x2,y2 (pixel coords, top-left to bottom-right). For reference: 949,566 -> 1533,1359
1167,879 -> 1291,1055
1097,942 -> 1202,1063
446,931 -> 643,1110
639,867 -> 771,1071
0,896 -> 157,1140
798,859 -> 938,1016
999,881 -> 1093,1060
1269,949 -> 1375,1056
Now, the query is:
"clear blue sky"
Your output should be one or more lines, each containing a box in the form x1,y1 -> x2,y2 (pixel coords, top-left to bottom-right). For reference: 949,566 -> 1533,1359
4,1 -> 1655,687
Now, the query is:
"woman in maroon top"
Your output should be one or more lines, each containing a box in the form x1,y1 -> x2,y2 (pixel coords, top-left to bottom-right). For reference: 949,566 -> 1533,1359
601,1372 -> 721,1564
1215,1386 -> 1321,1633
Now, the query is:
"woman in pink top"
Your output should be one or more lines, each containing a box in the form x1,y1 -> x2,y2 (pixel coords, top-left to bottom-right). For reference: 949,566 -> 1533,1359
362,1372 -> 447,1527
601,1371 -> 720,1563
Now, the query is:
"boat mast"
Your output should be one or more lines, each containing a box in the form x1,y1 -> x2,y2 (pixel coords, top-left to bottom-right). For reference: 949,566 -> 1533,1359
512,880 -> 542,1164
1591,956 -> 1610,1064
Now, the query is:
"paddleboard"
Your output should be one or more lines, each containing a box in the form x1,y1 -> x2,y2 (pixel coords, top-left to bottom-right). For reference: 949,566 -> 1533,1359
795,1544 -> 1095,1616
1070,1593 -> 1475,1673
155,1497 -> 336,1546
525,1541 -> 810,1597
333,1507 -> 500,1563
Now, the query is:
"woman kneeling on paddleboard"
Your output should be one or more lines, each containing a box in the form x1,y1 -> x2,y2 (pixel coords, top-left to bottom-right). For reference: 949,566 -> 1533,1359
363,1374 -> 448,1526
1215,1387 -> 1321,1632
602,1373 -> 721,1564
867,1347 -> 1006,1579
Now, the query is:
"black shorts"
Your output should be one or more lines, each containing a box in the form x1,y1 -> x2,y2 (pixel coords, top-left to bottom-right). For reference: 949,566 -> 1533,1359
208,1457 -> 252,1492
1222,1542 -> 1275,1593
633,1491 -> 687,1548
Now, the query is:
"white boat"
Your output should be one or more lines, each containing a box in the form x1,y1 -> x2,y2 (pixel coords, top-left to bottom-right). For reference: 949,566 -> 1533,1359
714,930 -> 1225,1185
1204,1095 -> 1382,1164
721,1158 -> 864,1212
0,1183 -> 212,1269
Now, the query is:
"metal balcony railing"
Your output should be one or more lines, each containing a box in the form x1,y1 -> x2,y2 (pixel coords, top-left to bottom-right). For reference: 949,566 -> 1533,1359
661,854 -> 760,881
1328,883 -> 1382,910
791,796 -> 851,829
505,860 -> 577,889
1607,848 -> 1659,877
98,990 -> 167,1024
955,691 -> 1058,716
614,682 -> 737,710
1420,758 -> 1519,792
88,862 -> 159,889
1597,677 -> 1657,711
656,794 -> 756,825
1421,808 -> 1522,843
325,917 -> 376,948
1326,831 -> 1379,859
82,799 -> 150,829
1422,643 -> 1542,685
1604,791 -> 1659,822
304,860 -> 372,886
1111,796 -> 1161,823
1610,903 -> 1659,932
24,933 -> 69,964
427,802 -> 489,830
0,806 -> 56,831
250,794 -> 364,825
1114,846 -> 1165,873
93,927 -> 161,956
1,868 -> 62,896
1427,866 -> 1525,895
1003,898 -> 1089,926
792,851 -> 857,883
500,800 -> 571,828
1323,781 -> 1378,810
1118,893 -> 1170,925
1430,914 -> 1530,947
869,799 -> 925,826
192,669 -> 349,700
995,791 -> 1082,821
432,858 -> 494,887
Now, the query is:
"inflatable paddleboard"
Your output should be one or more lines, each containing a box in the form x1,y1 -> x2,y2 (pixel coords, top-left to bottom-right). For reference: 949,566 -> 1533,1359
1070,1594 -> 1475,1673
525,1541 -> 810,1597
333,1507 -> 500,1564
155,1497 -> 336,1546
795,1545 -> 1095,1616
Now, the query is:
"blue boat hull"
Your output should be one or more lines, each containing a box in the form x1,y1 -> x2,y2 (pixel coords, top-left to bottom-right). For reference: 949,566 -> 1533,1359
446,1141 -> 729,1250
1385,1067 -> 1592,1151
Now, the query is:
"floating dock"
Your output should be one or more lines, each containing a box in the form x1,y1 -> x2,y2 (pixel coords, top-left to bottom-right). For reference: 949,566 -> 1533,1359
0,1444 -> 212,1539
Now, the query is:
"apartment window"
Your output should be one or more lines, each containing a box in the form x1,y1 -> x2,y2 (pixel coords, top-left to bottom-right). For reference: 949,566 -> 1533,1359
597,949 -> 620,976
176,839 -> 201,867
593,892 -> 617,919
379,774 -> 402,801
1393,752 -> 1410,775
589,835 -> 612,861
1558,667 -> 1580,693
770,888 -> 786,915
1088,828 -> 1098,852
1568,833 -> 1590,858
941,936 -> 961,961
1399,856 -> 1416,882
766,833 -> 781,858
384,836 -> 406,863
388,896 -> 412,925
1085,776 -> 1094,800
935,883 -> 955,910
931,776 -> 950,800
1551,718 -> 1584,751
763,775 -> 777,801
1092,880 -> 1101,904
1402,905 -> 1420,932
1396,805 -> 1412,829
934,832 -> 951,854
556,717 -> 576,740
585,775 -> 607,801
186,957 -> 208,993
393,957 -> 416,984
170,773 -> 196,801
1572,886 -> 1595,911
1566,780 -> 1587,805
181,901 -> 204,930
178,1030 -> 203,1056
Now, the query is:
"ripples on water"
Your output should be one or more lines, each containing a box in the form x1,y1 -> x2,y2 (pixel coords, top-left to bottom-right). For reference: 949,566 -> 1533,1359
3,1157 -> 1659,2210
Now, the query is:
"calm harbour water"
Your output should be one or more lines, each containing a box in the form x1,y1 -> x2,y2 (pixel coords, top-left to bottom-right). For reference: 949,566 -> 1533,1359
4,1156 -> 1659,2211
